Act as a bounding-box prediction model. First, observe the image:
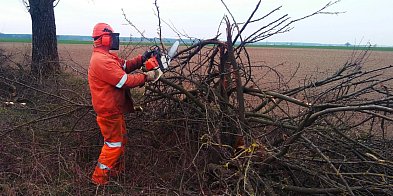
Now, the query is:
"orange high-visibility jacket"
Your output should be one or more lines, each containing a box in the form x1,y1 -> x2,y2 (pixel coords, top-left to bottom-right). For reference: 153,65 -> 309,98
88,47 -> 146,116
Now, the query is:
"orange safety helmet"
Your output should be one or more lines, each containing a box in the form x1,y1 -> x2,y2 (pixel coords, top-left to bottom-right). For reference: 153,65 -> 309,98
92,23 -> 114,47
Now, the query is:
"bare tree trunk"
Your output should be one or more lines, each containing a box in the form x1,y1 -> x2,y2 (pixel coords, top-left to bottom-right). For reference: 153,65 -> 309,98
28,0 -> 60,78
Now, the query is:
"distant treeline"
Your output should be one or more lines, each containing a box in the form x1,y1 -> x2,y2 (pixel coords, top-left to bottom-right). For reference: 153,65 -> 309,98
1,34 -> 392,50
0,33 -> 185,45
0,33 -> 349,46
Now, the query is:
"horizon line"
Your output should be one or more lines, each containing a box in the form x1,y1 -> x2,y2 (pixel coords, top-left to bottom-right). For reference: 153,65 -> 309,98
1,33 -> 392,47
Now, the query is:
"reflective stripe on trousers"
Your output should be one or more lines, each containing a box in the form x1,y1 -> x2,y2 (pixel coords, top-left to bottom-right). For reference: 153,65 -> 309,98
105,141 -> 122,148
97,162 -> 110,170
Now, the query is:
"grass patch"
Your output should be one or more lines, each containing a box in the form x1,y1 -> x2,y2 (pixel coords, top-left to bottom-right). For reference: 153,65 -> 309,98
1,38 -> 175,46
3,37 -> 393,51
58,40 -> 93,44
247,44 -> 393,52
0,38 -> 32,43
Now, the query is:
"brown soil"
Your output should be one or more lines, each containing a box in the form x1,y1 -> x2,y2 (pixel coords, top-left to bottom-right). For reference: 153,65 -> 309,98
1,42 -> 392,82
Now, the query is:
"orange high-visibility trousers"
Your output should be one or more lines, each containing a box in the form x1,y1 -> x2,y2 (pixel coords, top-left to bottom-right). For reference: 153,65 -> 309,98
92,114 -> 128,185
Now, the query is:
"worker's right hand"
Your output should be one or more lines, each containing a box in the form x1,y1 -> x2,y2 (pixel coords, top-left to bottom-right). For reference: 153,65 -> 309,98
144,69 -> 162,83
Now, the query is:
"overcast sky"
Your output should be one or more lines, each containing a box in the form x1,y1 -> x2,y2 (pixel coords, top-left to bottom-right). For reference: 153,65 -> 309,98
1,0 -> 393,46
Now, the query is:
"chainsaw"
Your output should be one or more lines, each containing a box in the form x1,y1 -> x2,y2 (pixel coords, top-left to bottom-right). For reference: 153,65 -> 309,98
144,40 -> 180,74
133,41 -> 179,112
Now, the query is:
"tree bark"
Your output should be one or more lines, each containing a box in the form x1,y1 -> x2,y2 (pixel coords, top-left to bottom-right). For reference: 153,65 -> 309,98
28,0 -> 60,78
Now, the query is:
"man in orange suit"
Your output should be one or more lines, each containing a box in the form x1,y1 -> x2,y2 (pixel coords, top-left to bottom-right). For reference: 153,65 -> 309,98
88,23 -> 160,185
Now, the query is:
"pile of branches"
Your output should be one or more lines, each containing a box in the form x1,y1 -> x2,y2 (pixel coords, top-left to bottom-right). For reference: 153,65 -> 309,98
143,28 -> 393,195
136,1 -> 393,195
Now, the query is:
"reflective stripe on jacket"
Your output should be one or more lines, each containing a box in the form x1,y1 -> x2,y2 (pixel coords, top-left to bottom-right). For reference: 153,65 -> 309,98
88,47 -> 146,116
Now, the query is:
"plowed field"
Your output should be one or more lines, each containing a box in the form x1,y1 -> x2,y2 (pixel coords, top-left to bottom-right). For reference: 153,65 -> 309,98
1,42 -> 393,86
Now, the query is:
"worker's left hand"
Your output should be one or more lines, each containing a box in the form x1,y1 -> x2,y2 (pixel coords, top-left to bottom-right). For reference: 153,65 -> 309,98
144,68 -> 163,83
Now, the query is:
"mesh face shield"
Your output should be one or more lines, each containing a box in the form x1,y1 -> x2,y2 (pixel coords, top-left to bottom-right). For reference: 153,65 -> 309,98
110,33 -> 120,50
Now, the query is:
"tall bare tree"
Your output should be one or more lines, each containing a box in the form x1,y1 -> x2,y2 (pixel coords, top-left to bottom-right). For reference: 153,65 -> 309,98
24,0 -> 60,78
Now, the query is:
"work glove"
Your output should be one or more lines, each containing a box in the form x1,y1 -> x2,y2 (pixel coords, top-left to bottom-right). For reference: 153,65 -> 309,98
143,69 -> 163,83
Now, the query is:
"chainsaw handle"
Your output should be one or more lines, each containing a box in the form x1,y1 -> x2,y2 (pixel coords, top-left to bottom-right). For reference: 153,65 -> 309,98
142,46 -> 164,71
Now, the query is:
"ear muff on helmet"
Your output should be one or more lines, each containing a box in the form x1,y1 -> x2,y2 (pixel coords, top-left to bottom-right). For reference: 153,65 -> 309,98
101,34 -> 111,47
